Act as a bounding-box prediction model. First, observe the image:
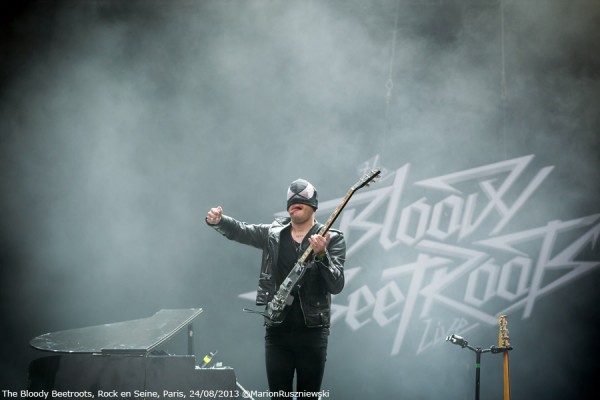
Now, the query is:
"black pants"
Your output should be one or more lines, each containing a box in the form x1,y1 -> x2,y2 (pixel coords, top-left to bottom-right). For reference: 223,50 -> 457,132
265,328 -> 328,399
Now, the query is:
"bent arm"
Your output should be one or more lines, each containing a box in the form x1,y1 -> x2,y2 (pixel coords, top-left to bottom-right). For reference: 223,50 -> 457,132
313,230 -> 345,295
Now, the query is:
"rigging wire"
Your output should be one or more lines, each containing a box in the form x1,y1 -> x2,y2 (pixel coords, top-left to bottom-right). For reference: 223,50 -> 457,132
500,0 -> 508,160
380,0 -> 402,168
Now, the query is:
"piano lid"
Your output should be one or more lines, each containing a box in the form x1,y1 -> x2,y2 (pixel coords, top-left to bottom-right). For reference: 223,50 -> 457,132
29,308 -> 203,355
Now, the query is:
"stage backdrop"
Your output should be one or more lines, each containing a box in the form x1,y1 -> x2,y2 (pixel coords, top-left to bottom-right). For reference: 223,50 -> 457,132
1,1 -> 599,399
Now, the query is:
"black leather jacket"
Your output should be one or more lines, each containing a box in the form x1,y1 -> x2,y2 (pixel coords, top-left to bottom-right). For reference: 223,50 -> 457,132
209,215 -> 345,328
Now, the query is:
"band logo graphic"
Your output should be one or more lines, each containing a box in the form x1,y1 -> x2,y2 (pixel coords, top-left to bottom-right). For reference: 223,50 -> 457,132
242,155 -> 600,356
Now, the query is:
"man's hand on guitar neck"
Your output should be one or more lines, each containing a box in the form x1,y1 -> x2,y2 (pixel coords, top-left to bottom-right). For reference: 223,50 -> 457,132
308,233 -> 330,256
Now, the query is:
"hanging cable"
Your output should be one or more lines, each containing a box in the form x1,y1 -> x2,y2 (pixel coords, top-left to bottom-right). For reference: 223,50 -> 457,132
384,3 -> 400,110
500,0 -> 508,160
381,0 -> 402,166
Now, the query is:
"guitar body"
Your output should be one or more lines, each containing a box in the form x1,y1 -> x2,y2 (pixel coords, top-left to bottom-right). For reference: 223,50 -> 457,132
264,263 -> 305,325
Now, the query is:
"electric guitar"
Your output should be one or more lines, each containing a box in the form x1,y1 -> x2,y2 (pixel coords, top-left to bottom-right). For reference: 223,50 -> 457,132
498,315 -> 511,400
257,169 -> 381,325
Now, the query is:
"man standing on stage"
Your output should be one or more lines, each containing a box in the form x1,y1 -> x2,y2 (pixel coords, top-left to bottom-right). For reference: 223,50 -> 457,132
206,178 -> 345,399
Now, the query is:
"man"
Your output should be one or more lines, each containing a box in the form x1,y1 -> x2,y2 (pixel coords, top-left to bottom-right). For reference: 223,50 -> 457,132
206,178 -> 345,399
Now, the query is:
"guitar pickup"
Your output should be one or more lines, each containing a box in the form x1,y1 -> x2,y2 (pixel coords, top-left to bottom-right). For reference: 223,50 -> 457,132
285,294 -> 295,306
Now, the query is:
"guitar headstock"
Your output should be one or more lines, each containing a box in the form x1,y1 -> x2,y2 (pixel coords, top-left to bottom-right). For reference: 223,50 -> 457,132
498,315 -> 510,348
352,169 -> 381,191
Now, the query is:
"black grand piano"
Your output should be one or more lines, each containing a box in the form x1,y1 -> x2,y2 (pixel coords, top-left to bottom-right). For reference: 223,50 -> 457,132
28,308 -> 237,398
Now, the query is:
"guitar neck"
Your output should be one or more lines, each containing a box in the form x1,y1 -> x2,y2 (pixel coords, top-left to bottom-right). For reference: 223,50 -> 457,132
503,352 -> 510,400
498,315 -> 511,400
297,187 -> 356,264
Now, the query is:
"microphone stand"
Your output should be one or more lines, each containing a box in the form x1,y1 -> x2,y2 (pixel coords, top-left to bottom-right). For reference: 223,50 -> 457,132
446,334 -> 512,400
